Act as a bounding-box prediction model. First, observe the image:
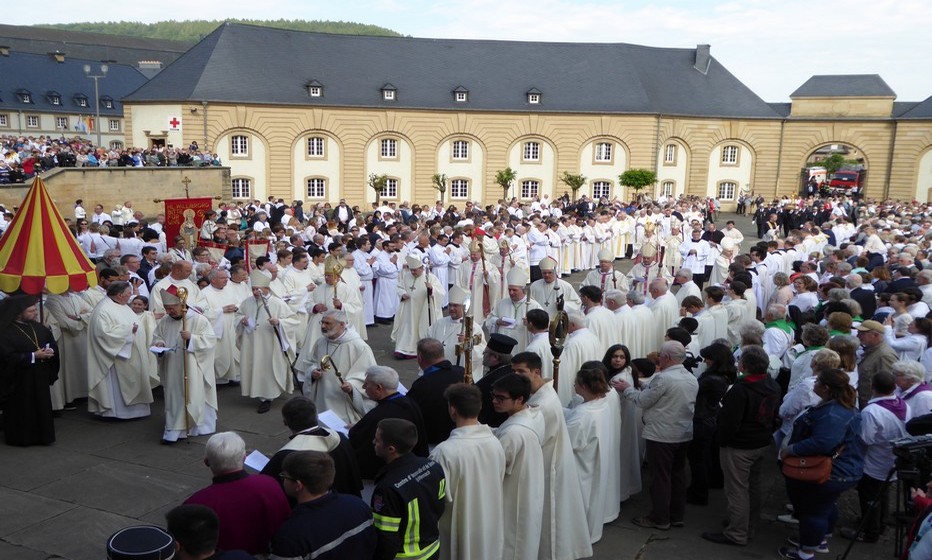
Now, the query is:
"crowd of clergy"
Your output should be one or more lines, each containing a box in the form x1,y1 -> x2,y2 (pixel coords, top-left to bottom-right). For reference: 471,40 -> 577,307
8,191 -> 932,559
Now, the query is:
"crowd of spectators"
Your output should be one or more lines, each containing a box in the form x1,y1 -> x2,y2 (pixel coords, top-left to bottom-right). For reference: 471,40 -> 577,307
0,135 -> 222,184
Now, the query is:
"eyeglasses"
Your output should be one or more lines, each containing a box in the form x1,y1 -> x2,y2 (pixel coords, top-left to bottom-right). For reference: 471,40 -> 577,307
491,394 -> 513,402
279,473 -> 296,482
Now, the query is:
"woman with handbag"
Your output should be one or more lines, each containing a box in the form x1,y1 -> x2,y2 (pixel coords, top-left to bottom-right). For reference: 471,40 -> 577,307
778,368 -> 864,560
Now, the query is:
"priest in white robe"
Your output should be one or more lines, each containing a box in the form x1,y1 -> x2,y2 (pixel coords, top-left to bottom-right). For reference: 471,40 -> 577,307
530,256 -> 582,320
605,290 -> 636,353
556,311 -> 604,406
625,291 -> 657,359
429,383 -> 506,560
605,349 -> 643,501
392,255 -> 445,359
373,243 -> 402,322
511,352 -> 593,560
152,287 -> 218,443
492,373 -> 546,560
279,251 -> 319,352
235,271 -> 298,413
579,286 -> 616,357
201,269 -> 241,384
45,290 -> 93,405
426,286 -> 484,374
490,238 -> 530,303
87,282 -> 156,419
296,309 -> 377,425
581,249 -> 629,294
627,243 -> 672,298
427,235 -> 454,306
338,254 -> 368,340
351,239 -> 376,326
485,267 -> 541,353
674,268 -> 702,307
525,309 -> 555,381
149,260 -> 206,316
695,287 -> 730,348
302,255 -> 364,354
647,279 -> 681,353
455,241 -> 501,329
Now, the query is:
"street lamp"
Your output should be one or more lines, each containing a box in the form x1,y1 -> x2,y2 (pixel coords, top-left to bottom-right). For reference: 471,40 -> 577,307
83,63 -> 108,148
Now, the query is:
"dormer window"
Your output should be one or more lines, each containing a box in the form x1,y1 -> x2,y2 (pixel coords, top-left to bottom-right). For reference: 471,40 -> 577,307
47,91 -> 61,106
100,96 -> 113,109
381,83 -> 397,101
453,86 -> 469,103
305,80 -> 323,98
16,89 -> 32,104
527,88 -> 542,104
74,94 -> 88,108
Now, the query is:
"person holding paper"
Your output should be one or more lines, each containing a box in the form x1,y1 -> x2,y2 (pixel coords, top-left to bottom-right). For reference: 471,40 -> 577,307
279,249 -> 319,353
301,255 -> 363,356
236,271 -> 298,414
485,267 -> 541,354
200,269 -> 242,385
87,281 -> 156,419
153,286 -> 218,445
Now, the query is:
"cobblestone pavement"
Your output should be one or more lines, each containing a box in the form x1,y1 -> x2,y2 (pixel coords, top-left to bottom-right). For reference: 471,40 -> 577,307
0,212 -> 893,559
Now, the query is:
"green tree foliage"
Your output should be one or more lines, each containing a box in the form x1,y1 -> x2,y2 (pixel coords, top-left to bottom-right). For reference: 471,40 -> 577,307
560,171 -> 587,202
432,173 -> 448,204
495,167 -> 517,200
821,153 -> 859,175
618,168 -> 657,201
368,173 -> 389,206
36,19 -> 402,43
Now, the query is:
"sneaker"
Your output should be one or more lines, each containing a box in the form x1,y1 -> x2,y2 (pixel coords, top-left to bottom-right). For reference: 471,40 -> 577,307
777,513 -> 800,525
631,516 -> 671,531
785,503 -> 795,513
778,546 -> 815,560
787,537 -> 829,554
839,527 -> 878,543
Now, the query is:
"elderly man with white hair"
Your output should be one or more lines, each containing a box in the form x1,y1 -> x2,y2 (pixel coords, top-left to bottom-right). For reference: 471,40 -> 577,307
611,341 -> 698,530
296,308 -> 377,425
554,310 -> 604,406
183,432 -> 291,556
916,269 -> 932,306
201,269 -> 242,385
626,290 -> 656,359
674,268 -> 702,306
347,365 -> 429,479
648,278 -> 680,352
894,360 -> 932,417
763,303 -> 794,362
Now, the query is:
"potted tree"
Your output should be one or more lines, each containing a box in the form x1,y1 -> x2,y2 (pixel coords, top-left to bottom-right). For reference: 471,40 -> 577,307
618,168 -> 657,204
368,173 -> 389,207
495,167 -> 517,201
432,173 -> 448,206
560,171 -> 587,203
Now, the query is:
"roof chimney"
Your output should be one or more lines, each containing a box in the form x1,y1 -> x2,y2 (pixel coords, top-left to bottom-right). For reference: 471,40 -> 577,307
0,46 -> 10,57
49,50 -> 66,63
694,44 -> 711,75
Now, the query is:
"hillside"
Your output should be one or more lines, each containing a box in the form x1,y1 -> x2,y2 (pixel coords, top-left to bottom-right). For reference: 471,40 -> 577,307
35,19 -> 402,43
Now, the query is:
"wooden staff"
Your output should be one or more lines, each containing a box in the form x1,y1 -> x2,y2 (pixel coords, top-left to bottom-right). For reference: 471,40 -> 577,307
321,354 -> 353,403
260,293 -> 299,387
176,287 -> 191,434
548,287 -> 569,393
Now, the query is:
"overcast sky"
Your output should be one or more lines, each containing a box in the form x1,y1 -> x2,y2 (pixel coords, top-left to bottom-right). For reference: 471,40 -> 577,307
17,0 -> 932,102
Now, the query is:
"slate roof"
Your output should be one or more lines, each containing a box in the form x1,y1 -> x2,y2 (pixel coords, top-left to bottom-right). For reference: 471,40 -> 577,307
0,51 -> 148,116
125,23 -> 781,119
790,74 -> 896,98
897,97 -> 932,119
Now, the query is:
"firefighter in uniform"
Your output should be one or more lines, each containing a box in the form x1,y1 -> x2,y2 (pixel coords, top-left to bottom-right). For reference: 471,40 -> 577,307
371,418 -> 446,560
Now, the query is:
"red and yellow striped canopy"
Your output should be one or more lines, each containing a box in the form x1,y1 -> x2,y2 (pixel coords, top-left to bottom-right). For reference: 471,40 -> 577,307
0,176 -> 97,294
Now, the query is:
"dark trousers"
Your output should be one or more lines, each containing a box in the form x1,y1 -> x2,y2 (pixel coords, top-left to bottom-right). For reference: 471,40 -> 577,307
686,420 -> 722,503
786,477 -> 858,550
646,439 -> 689,525
857,474 -> 888,539
530,265 -> 542,283
692,273 -> 706,290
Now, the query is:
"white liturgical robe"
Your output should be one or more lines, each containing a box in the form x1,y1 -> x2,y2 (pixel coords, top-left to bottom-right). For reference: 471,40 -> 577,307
303,280 -> 363,353
584,306 -> 616,358
565,395 -> 618,543
626,304 -> 657,359
430,424 -> 506,560
296,327 -> 377,425
235,294 -> 297,400
496,407 -> 546,560
201,285 -> 242,383
392,271 -> 445,357
557,328 -> 604,406
529,278 -> 582,319
484,296 -> 542,354
647,293 -> 680,352
526,332 -> 555,381
609,368 -> 643,500
581,269 -> 629,294
153,310 -> 218,442
456,258 -> 501,328
426,316 -> 485,376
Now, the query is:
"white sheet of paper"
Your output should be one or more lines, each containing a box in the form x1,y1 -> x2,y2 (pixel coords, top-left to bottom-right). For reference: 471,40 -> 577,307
244,317 -> 256,334
149,346 -> 174,354
318,410 -> 350,436
244,449 -> 270,471
499,317 -> 517,328
397,382 -> 408,396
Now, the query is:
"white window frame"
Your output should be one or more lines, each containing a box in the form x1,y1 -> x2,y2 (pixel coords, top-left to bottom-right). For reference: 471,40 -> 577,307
455,91 -> 468,102
661,181 -> 675,196
231,178 -> 251,199
452,140 -> 469,160
721,145 -> 739,165
450,179 -> 469,199
230,135 -> 248,157
110,140 -> 124,150
528,93 -> 540,104
55,116 -> 68,129
592,181 -> 611,199
520,180 -> 540,200
20,93 -> 32,103
102,99 -> 113,109
523,141 -> 540,162
77,97 -> 87,108
50,96 -> 61,106
381,178 -> 398,199
26,115 -> 39,128
309,86 -> 322,97
594,142 -> 612,163
380,138 -> 398,159
383,89 -> 396,101
307,137 -> 325,158
664,144 -> 677,165
109,119 -> 120,131
0,114 -> 8,127
718,181 -> 737,200
306,177 -> 326,199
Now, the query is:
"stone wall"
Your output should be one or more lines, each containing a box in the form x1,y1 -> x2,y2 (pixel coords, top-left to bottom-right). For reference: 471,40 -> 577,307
0,167 -> 231,220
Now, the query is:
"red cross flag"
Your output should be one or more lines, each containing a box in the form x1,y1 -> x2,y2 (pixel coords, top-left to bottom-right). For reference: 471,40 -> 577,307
168,116 -> 182,130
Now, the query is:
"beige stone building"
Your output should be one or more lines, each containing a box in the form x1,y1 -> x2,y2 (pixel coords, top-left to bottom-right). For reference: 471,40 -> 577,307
122,24 -> 932,209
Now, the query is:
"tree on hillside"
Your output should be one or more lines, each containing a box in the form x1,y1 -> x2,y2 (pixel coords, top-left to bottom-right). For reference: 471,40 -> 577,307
432,173 -> 448,205
368,173 -> 389,207
560,171 -> 587,202
618,169 -> 657,202
822,153 -> 860,175
495,167 -> 517,201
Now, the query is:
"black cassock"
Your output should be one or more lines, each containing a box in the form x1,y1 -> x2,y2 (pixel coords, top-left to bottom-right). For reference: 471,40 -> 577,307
0,320 -> 59,446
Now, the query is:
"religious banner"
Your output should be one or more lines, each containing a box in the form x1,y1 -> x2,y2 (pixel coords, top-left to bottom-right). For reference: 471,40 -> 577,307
164,197 -> 213,250
199,240 -> 228,265
246,240 -> 270,271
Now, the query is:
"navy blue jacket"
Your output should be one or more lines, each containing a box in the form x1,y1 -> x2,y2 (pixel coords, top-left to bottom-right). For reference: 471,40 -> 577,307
788,400 -> 864,482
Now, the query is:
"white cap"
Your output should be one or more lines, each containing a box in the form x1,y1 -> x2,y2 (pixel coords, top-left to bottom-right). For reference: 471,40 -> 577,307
448,285 -> 469,306
506,266 -> 529,286
597,248 -> 614,262
539,256 -> 558,271
406,254 -> 424,269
